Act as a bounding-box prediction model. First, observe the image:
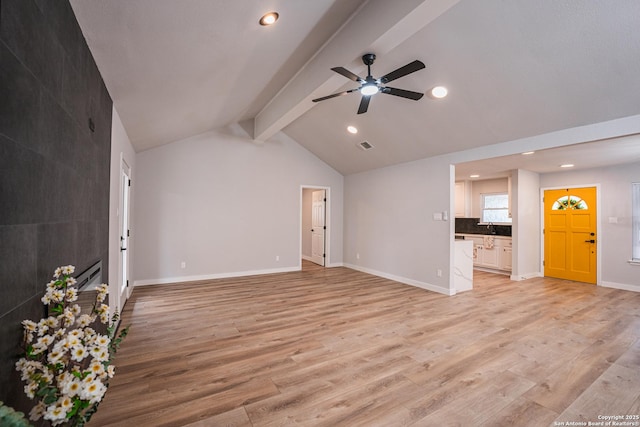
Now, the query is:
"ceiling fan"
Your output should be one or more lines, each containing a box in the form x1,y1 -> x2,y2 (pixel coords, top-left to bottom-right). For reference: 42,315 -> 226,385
312,53 -> 425,114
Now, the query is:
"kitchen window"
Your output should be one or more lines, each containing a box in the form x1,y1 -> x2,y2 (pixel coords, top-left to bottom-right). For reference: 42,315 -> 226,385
481,193 -> 512,224
632,182 -> 640,262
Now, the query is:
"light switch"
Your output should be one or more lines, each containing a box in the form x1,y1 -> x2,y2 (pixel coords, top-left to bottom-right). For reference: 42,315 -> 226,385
433,212 -> 443,221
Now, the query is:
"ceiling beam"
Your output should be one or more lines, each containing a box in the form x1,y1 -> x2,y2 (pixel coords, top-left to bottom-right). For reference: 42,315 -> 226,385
253,0 -> 460,142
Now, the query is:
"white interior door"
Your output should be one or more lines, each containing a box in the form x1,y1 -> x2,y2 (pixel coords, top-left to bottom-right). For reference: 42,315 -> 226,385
311,190 -> 326,266
118,160 -> 131,314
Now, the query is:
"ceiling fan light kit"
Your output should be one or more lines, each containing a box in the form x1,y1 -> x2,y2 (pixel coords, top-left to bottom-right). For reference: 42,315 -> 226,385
360,83 -> 379,96
312,53 -> 426,114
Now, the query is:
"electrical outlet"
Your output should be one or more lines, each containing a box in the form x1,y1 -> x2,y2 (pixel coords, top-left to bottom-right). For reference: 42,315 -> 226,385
356,253 -> 360,260
276,255 -> 280,262
437,269 -> 442,277
181,261 -> 186,269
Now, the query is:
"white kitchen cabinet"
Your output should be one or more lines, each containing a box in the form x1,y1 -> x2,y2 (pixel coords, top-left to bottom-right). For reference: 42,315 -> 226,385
481,245 -> 499,268
473,244 -> 481,264
507,175 -> 512,219
455,182 -> 465,217
473,244 -> 499,269
501,246 -> 512,271
497,238 -> 512,271
459,234 -> 512,272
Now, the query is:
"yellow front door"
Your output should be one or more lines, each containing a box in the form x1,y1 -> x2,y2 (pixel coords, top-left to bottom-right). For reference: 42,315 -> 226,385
544,187 -> 597,284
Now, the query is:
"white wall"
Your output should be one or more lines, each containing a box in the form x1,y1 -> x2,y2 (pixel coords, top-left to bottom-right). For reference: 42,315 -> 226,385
127,113 -> 639,293
470,178 -> 509,218
108,107 -> 136,314
340,117 -> 640,297
540,161 -> 640,290
511,169 -> 540,279
344,156 -> 452,295
132,126 -> 343,285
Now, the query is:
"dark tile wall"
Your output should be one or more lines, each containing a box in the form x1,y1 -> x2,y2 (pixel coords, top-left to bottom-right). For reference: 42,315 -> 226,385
455,217 -> 512,236
0,0 -> 112,407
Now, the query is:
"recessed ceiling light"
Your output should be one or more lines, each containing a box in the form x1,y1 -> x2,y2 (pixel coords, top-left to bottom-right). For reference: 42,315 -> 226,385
430,86 -> 448,99
470,174 -> 480,178
347,126 -> 358,134
560,164 -> 574,168
259,12 -> 279,26
522,151 -> 535,155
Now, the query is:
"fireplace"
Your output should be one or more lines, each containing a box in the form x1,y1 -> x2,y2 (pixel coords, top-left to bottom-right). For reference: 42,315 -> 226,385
77,260 -> 103,292
75,260 -> 106,316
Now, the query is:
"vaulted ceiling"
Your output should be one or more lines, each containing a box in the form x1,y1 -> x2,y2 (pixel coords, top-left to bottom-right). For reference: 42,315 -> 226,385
70,0 -> 640,176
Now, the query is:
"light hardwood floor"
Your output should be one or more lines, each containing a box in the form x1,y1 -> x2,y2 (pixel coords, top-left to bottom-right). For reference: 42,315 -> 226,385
89,262 -> 640,426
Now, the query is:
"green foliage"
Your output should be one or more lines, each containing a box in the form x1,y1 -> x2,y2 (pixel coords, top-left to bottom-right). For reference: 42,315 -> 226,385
15,265 -> 130,426
106,311 -> 131,361
0,401 -> 32,427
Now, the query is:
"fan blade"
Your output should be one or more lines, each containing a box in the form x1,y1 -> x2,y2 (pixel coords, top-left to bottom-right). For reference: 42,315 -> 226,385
379,60 -> 425,84
312,88 -> 358,103
381,87 -> 424,100
357,96 -> 371,114
331,67 -> 363,82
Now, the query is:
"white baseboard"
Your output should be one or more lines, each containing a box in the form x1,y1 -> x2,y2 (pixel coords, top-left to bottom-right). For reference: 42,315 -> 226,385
600,280 -> 640,293
503,275 -> 638,292
134,266 -> 300,287
343,263 -> 453,296
302,255 -> 347,267
474,266 -> 510,276
301,256 -> 343,268
510,272 -> 543,281
134,263 -> 454,296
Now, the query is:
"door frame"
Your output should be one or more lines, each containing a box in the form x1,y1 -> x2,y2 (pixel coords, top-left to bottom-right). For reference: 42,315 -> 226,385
539,184 -> 601,285
300,185 -> 331,269
118,155 -> 132,313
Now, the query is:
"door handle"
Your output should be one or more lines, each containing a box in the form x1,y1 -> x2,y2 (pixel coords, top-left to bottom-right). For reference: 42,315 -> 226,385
584,239 -> 595,243
120,247 -> 127,251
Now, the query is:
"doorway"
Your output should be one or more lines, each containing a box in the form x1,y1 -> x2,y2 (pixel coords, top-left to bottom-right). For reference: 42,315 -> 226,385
118,158 -> 132,314
301,187 -> 329,268
311,190 -> 326,266
543,186 -> 597,284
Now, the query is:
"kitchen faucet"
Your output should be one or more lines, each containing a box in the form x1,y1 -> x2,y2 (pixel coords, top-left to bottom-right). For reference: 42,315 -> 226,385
487,222 -> 496,234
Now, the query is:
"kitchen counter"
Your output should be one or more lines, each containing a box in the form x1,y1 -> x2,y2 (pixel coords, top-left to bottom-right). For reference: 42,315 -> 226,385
455,234 -> 512,273
453,239 -> 473,292
455,218 -> 511,236
455,233 -> 512,239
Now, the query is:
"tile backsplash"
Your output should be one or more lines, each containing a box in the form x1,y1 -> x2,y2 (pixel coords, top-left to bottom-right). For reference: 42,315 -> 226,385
455,218 -> 512,236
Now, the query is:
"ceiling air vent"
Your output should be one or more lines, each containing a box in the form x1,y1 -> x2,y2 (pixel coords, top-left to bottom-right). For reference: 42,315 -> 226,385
358,141 -> 374,151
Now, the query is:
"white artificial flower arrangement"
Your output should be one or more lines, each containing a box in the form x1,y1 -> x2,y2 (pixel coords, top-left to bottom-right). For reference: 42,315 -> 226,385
15,265 -> 129,426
